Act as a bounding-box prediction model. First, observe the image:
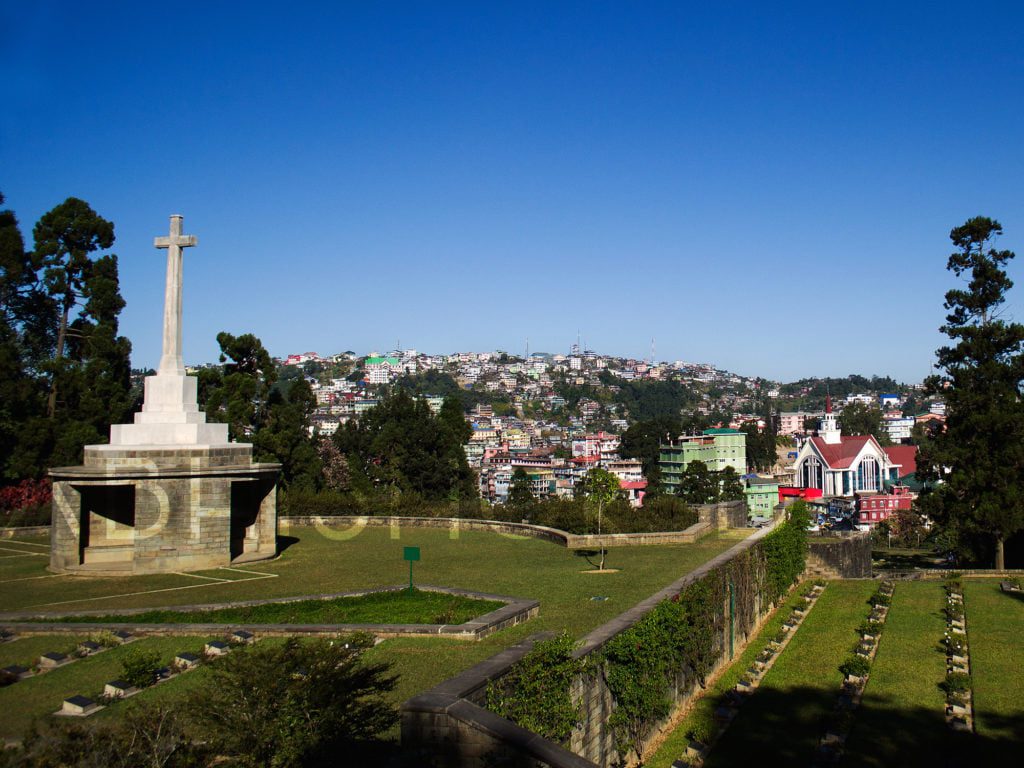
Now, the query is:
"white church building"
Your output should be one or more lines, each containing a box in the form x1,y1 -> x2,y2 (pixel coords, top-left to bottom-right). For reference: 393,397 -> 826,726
792,397 -> 906,497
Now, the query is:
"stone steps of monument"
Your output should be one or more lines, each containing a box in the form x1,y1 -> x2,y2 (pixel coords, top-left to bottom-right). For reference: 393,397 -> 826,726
74,560 -> 134,573
82,546 -> 134,566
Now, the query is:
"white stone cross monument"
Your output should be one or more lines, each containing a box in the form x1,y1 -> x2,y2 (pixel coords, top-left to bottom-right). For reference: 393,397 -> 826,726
107,215 -> 229,446
154,215 -> 195,376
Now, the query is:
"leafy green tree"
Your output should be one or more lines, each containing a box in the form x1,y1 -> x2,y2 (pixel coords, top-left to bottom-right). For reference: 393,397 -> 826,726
918,217 -> 1024,570
839,402 -> 891,445
508,467 -> 534,508
577,467 -> 622,570
188,636 -> 396,767
32,198 -> 115,418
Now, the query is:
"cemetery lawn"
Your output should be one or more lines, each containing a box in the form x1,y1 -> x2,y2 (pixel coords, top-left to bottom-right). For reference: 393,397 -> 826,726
647,586 -> 812,768
0,636 -> 213,739
704,580 -> 877,767
840,581 -> 953,768
964,579 -> 1024,757
31,590 -> 503,626
0,526 -> 749,737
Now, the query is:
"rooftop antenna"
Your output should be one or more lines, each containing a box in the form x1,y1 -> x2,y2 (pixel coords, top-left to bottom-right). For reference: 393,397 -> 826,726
651,337 -> 656,365
525,337 -> 529,359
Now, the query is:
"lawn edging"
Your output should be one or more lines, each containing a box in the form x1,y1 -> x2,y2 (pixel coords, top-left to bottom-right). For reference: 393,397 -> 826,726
0,585 -> 538,641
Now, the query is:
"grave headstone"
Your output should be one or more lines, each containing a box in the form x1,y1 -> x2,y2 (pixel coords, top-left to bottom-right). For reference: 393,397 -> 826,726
60,696 -> 100,716
204,641 -> 229,656
174,652 -> 200,670
104,680 -> 135,699
38,652 -> 68,669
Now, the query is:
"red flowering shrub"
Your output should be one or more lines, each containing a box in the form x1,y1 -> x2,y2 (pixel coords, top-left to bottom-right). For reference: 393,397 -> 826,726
0,478 -> 52,527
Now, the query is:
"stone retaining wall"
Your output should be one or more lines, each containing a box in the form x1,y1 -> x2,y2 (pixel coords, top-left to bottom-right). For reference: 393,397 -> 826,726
806,531 -> 873,579
402,518 -> 785,767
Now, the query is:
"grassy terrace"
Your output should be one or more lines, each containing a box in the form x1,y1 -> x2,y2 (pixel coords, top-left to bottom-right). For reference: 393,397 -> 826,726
0,636 -> 215,739
964,579 -> 1024,760
704,580 -> 876,767
0,525 -> 749,736
840,581 -> 953,768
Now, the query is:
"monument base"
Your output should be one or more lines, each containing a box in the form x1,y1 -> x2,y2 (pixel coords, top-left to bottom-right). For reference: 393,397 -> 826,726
50,444 -> 280,576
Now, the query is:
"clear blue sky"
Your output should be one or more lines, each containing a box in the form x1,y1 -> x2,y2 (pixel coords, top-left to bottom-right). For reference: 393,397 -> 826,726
3,2 -> 1023,383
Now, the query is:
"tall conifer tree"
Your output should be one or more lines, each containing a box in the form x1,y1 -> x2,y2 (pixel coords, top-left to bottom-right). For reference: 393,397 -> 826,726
919,217 -> 1024,569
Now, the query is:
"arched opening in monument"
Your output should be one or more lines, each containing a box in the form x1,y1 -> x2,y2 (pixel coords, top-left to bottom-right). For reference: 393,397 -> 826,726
230,479 -> 274,561
77,484 -> 135,566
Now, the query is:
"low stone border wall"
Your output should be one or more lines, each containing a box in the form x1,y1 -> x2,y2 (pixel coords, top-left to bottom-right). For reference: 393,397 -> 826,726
0,526 -> 50,539
280,515 -> 714,548
0,585 -> 538,642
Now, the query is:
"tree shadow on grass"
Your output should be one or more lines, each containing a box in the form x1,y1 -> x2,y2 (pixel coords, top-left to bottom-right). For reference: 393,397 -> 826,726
704,684 -> 1023,768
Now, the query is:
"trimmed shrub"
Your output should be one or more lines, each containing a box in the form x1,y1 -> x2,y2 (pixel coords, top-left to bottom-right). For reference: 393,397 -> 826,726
120,648 -> 162,689
839,655 -> 871,679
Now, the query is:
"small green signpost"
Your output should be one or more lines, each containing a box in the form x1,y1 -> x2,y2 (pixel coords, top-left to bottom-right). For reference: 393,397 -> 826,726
403,546 -> 421,591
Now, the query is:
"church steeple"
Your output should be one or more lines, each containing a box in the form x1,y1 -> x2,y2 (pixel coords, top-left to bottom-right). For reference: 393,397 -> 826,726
820,393 -> 841,444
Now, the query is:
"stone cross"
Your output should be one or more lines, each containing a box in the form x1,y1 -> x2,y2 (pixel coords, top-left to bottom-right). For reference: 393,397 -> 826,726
154,215 -> 197,375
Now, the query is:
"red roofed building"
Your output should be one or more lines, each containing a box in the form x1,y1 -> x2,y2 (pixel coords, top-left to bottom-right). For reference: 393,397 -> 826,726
792,396 -> 907,497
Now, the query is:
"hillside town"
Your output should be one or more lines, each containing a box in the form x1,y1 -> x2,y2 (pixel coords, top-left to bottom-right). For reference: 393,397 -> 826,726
265,346 -> 945,531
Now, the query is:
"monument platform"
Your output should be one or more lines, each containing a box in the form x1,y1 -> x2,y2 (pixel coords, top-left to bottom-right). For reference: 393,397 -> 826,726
51,445 -> 279,575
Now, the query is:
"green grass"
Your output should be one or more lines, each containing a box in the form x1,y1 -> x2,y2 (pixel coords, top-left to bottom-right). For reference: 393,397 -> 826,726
0,525 -> 748,739
0,634 -> 90,670
840,581 -> 953,768
33,590 -> 503,626
0,636 -> 213,739
964,579 -> 1024,757
647,586 -> 812,768
704,580 -> 877,767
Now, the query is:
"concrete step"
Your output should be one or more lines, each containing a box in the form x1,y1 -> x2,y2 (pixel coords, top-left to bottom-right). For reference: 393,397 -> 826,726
82,546 -> 134,565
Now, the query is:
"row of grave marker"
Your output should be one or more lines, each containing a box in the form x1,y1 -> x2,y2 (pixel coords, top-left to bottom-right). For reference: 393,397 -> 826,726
943,579 -> 973,732
811,580 -> 895,767
1,630 -> 134,683
56,630 -> 256,717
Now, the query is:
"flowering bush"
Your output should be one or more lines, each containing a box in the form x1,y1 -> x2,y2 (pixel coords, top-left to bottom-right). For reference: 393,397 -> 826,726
0,478 -> 52,527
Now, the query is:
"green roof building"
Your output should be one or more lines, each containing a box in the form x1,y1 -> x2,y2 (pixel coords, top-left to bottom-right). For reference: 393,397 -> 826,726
658,429 -> 747,495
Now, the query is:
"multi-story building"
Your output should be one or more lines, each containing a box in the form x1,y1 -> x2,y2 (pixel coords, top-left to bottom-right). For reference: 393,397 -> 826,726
658,429 -> 748,494
856,485 -> 913,525
744,476 -> 780,518
777,411 -> 821,436
364,356 -> 400,384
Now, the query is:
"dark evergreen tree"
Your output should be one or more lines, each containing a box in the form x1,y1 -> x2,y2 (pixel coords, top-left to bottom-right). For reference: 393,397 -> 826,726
718,466 -> 744,501
253,378 -> 322,490
203,332 -> 276,440
918,217 -> 1024,569
508,467 -> 534,508
676,460 -> 717,504
32,198 -> 115,418
334,388 -> 475,501
619,417 -> 679,490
